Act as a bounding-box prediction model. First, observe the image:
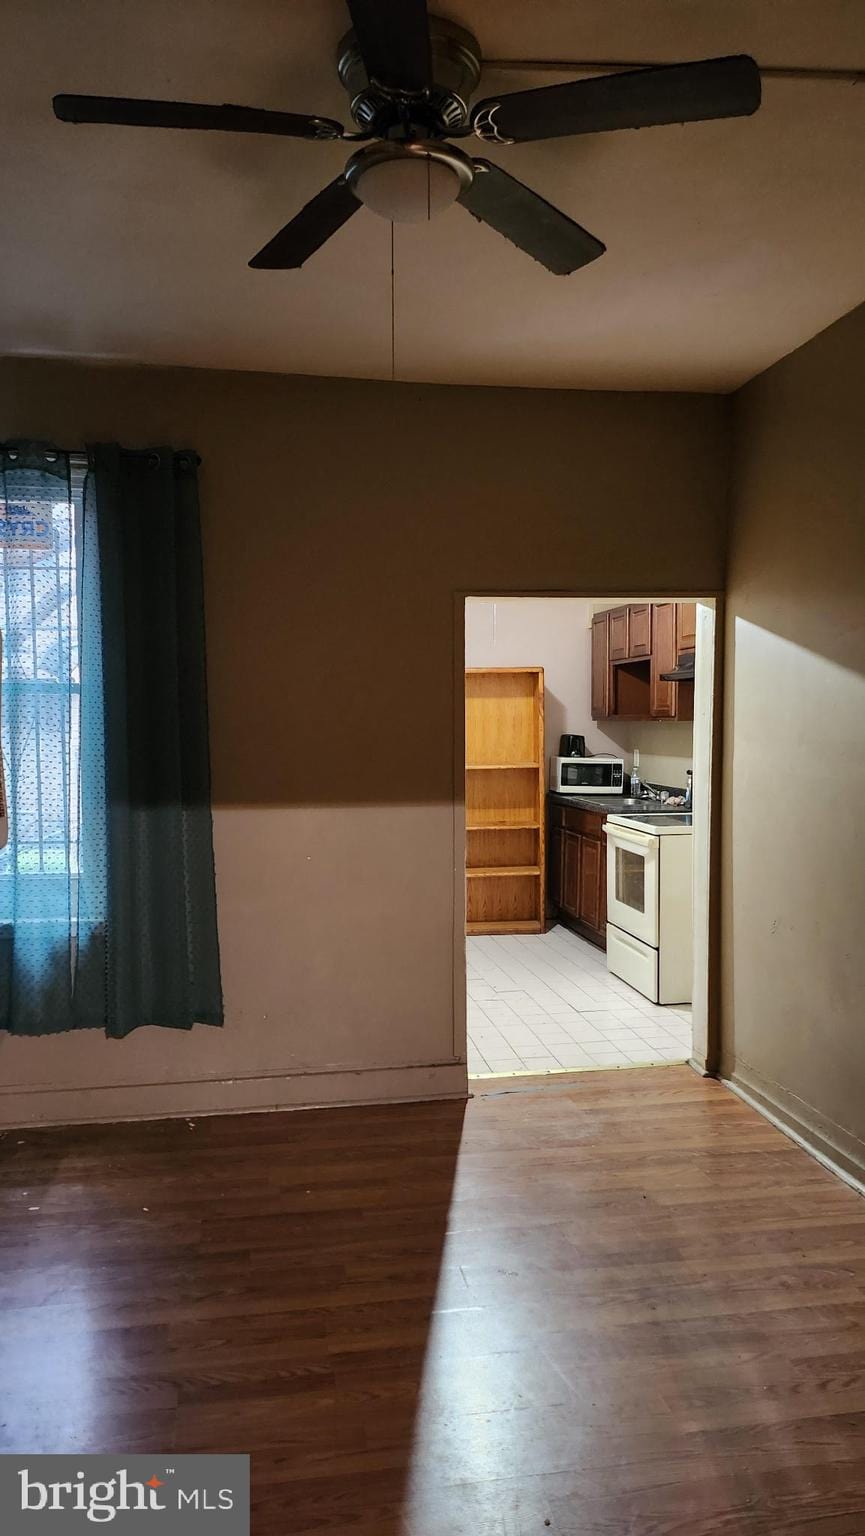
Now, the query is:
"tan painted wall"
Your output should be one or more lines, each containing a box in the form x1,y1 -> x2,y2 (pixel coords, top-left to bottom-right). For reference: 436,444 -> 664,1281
723,303 -> 865,1178
0,357 -> 729,1125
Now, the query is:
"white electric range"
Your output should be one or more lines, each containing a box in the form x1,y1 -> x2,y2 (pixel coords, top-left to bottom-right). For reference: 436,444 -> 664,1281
603,811 -> 693,1004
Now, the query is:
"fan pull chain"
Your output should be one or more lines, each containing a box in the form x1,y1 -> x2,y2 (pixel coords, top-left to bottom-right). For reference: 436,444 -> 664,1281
390,221 -> 395,382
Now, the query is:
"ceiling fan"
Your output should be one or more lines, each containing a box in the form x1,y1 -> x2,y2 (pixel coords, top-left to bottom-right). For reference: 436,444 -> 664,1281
53,0 -> 761,276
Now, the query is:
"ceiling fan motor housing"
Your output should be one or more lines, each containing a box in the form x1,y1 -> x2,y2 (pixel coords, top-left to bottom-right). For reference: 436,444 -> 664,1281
337,14 -> 481,137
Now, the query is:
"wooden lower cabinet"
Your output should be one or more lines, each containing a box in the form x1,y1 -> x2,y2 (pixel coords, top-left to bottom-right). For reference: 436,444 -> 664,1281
548,801 -> 607,948
562,830 -> 581,915
578,833 -> 605,935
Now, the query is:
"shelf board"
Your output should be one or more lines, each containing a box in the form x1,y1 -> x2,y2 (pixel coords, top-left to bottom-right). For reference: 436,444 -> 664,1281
466,865 -> 540,879
466,821 -> 540,832
466,919 -> 544,935
465,762 -> 540,770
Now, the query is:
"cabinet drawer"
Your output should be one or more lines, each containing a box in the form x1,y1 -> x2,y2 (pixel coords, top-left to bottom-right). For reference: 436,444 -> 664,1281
560,805 -> 605,836
606,924 -> 658,1003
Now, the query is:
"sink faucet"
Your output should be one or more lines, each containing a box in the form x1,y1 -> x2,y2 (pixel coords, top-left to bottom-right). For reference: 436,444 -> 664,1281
640,782 -> 666,802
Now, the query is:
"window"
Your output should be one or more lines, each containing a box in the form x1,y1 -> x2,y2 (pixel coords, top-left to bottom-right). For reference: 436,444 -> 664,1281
0,457 -> 84,921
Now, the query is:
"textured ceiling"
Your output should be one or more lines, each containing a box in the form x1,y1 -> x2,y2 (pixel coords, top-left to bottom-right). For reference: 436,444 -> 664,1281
2,0 -> 864,390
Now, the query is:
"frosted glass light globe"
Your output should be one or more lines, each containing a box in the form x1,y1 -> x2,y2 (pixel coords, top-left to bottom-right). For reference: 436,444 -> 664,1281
354,154 -> 461,223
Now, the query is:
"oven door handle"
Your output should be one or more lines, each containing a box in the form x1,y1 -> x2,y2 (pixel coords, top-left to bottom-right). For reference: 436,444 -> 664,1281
603,824 -> 657,850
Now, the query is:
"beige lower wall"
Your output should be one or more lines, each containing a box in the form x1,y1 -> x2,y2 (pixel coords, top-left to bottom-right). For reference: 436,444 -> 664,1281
0,357 -> 728,1125
723,303 -> 865,1173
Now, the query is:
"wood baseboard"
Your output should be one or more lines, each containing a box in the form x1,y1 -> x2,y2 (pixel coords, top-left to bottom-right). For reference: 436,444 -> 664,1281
0,1060 -> 469,1130
721,1061 -> 865,1198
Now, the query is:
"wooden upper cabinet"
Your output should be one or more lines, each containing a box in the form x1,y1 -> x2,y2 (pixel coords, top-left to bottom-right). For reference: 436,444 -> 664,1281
650,601 -> 678,719
608,606 -> 629,662
590,611 -> 610,719
629,603 -> 652,658
593,601 -> 692,720
609,602 -> 651,663
677,601 -> 697,655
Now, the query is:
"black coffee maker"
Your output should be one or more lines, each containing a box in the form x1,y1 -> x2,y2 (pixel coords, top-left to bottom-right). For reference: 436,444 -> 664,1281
559,734 -> 587,758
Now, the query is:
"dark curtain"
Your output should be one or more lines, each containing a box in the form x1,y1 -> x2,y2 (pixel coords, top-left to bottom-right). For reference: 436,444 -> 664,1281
90,444 -> 223,1037
0,441 -> 222,1037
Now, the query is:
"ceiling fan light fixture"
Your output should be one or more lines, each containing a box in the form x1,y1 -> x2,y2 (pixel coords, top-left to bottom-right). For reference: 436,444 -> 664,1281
344,140 -> 473,223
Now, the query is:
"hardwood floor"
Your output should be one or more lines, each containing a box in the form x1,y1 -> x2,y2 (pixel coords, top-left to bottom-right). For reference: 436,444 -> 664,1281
3,1069 -> 865,1533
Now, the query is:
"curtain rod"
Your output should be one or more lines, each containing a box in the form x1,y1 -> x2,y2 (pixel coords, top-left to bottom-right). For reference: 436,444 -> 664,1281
483,60 -> 865,84
1,447 -> 200,467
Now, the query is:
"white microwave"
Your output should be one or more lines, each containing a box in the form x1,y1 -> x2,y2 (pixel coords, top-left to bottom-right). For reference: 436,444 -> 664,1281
551,756 -> 625,794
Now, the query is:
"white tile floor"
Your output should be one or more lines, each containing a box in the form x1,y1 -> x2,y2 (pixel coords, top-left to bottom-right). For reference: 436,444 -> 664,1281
467,924 -> 692,1076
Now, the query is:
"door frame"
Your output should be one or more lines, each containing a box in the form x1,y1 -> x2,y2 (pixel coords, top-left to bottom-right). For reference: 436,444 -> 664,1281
453,590 -> 723,1079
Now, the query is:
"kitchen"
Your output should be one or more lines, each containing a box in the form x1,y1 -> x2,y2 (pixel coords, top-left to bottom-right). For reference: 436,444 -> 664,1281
465,596 -> 706,1078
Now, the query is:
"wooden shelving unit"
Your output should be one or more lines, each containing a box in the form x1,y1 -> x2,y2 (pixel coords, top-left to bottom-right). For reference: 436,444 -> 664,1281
465,667 -> 545,935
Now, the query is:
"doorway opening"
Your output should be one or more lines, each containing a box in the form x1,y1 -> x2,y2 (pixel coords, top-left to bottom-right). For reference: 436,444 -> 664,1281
462,596 -> 716,1080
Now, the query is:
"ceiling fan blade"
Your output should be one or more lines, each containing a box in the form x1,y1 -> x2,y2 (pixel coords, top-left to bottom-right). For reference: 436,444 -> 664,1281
249,177 -> 360,269
460,161 -> 605,276
53,94 -> 344,141
345,0 -> 432,95
472,55 -> 761,144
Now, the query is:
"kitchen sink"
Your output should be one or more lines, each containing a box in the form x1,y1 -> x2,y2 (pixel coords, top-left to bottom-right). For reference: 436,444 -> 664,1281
616,798 -> 686,812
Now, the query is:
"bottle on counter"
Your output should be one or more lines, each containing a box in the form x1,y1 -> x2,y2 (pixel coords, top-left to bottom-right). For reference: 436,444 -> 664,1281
630,748 -> 641,797
685,769 -> 693,809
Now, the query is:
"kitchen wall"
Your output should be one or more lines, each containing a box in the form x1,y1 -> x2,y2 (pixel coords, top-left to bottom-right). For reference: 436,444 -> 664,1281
464,598 -> 622,771
466,597 -> 695,789
0,357 -> 729,1126
723,301 -> 865,1181
599,718 -> 694,791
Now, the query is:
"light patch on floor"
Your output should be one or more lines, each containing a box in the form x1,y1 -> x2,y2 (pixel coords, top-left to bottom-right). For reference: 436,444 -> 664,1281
467,925 -> 692,1076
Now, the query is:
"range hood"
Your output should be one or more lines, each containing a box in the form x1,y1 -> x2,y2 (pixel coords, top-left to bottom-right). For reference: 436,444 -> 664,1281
660,650 -> 696,683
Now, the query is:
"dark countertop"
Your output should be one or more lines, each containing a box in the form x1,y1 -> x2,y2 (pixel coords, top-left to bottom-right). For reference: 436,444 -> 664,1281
548,791 -> 627,815
548,792 -> 684,817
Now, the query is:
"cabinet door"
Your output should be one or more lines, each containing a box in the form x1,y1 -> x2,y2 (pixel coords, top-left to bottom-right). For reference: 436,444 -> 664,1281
549,826 -> 564,909
608,606 -> 629,662
677,601 -> 697,655
562,831 -> 581,917
650,602 -> 678,719
629,603 -> 652,658
578,835 -> 604,935
590,612 -> 610,719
